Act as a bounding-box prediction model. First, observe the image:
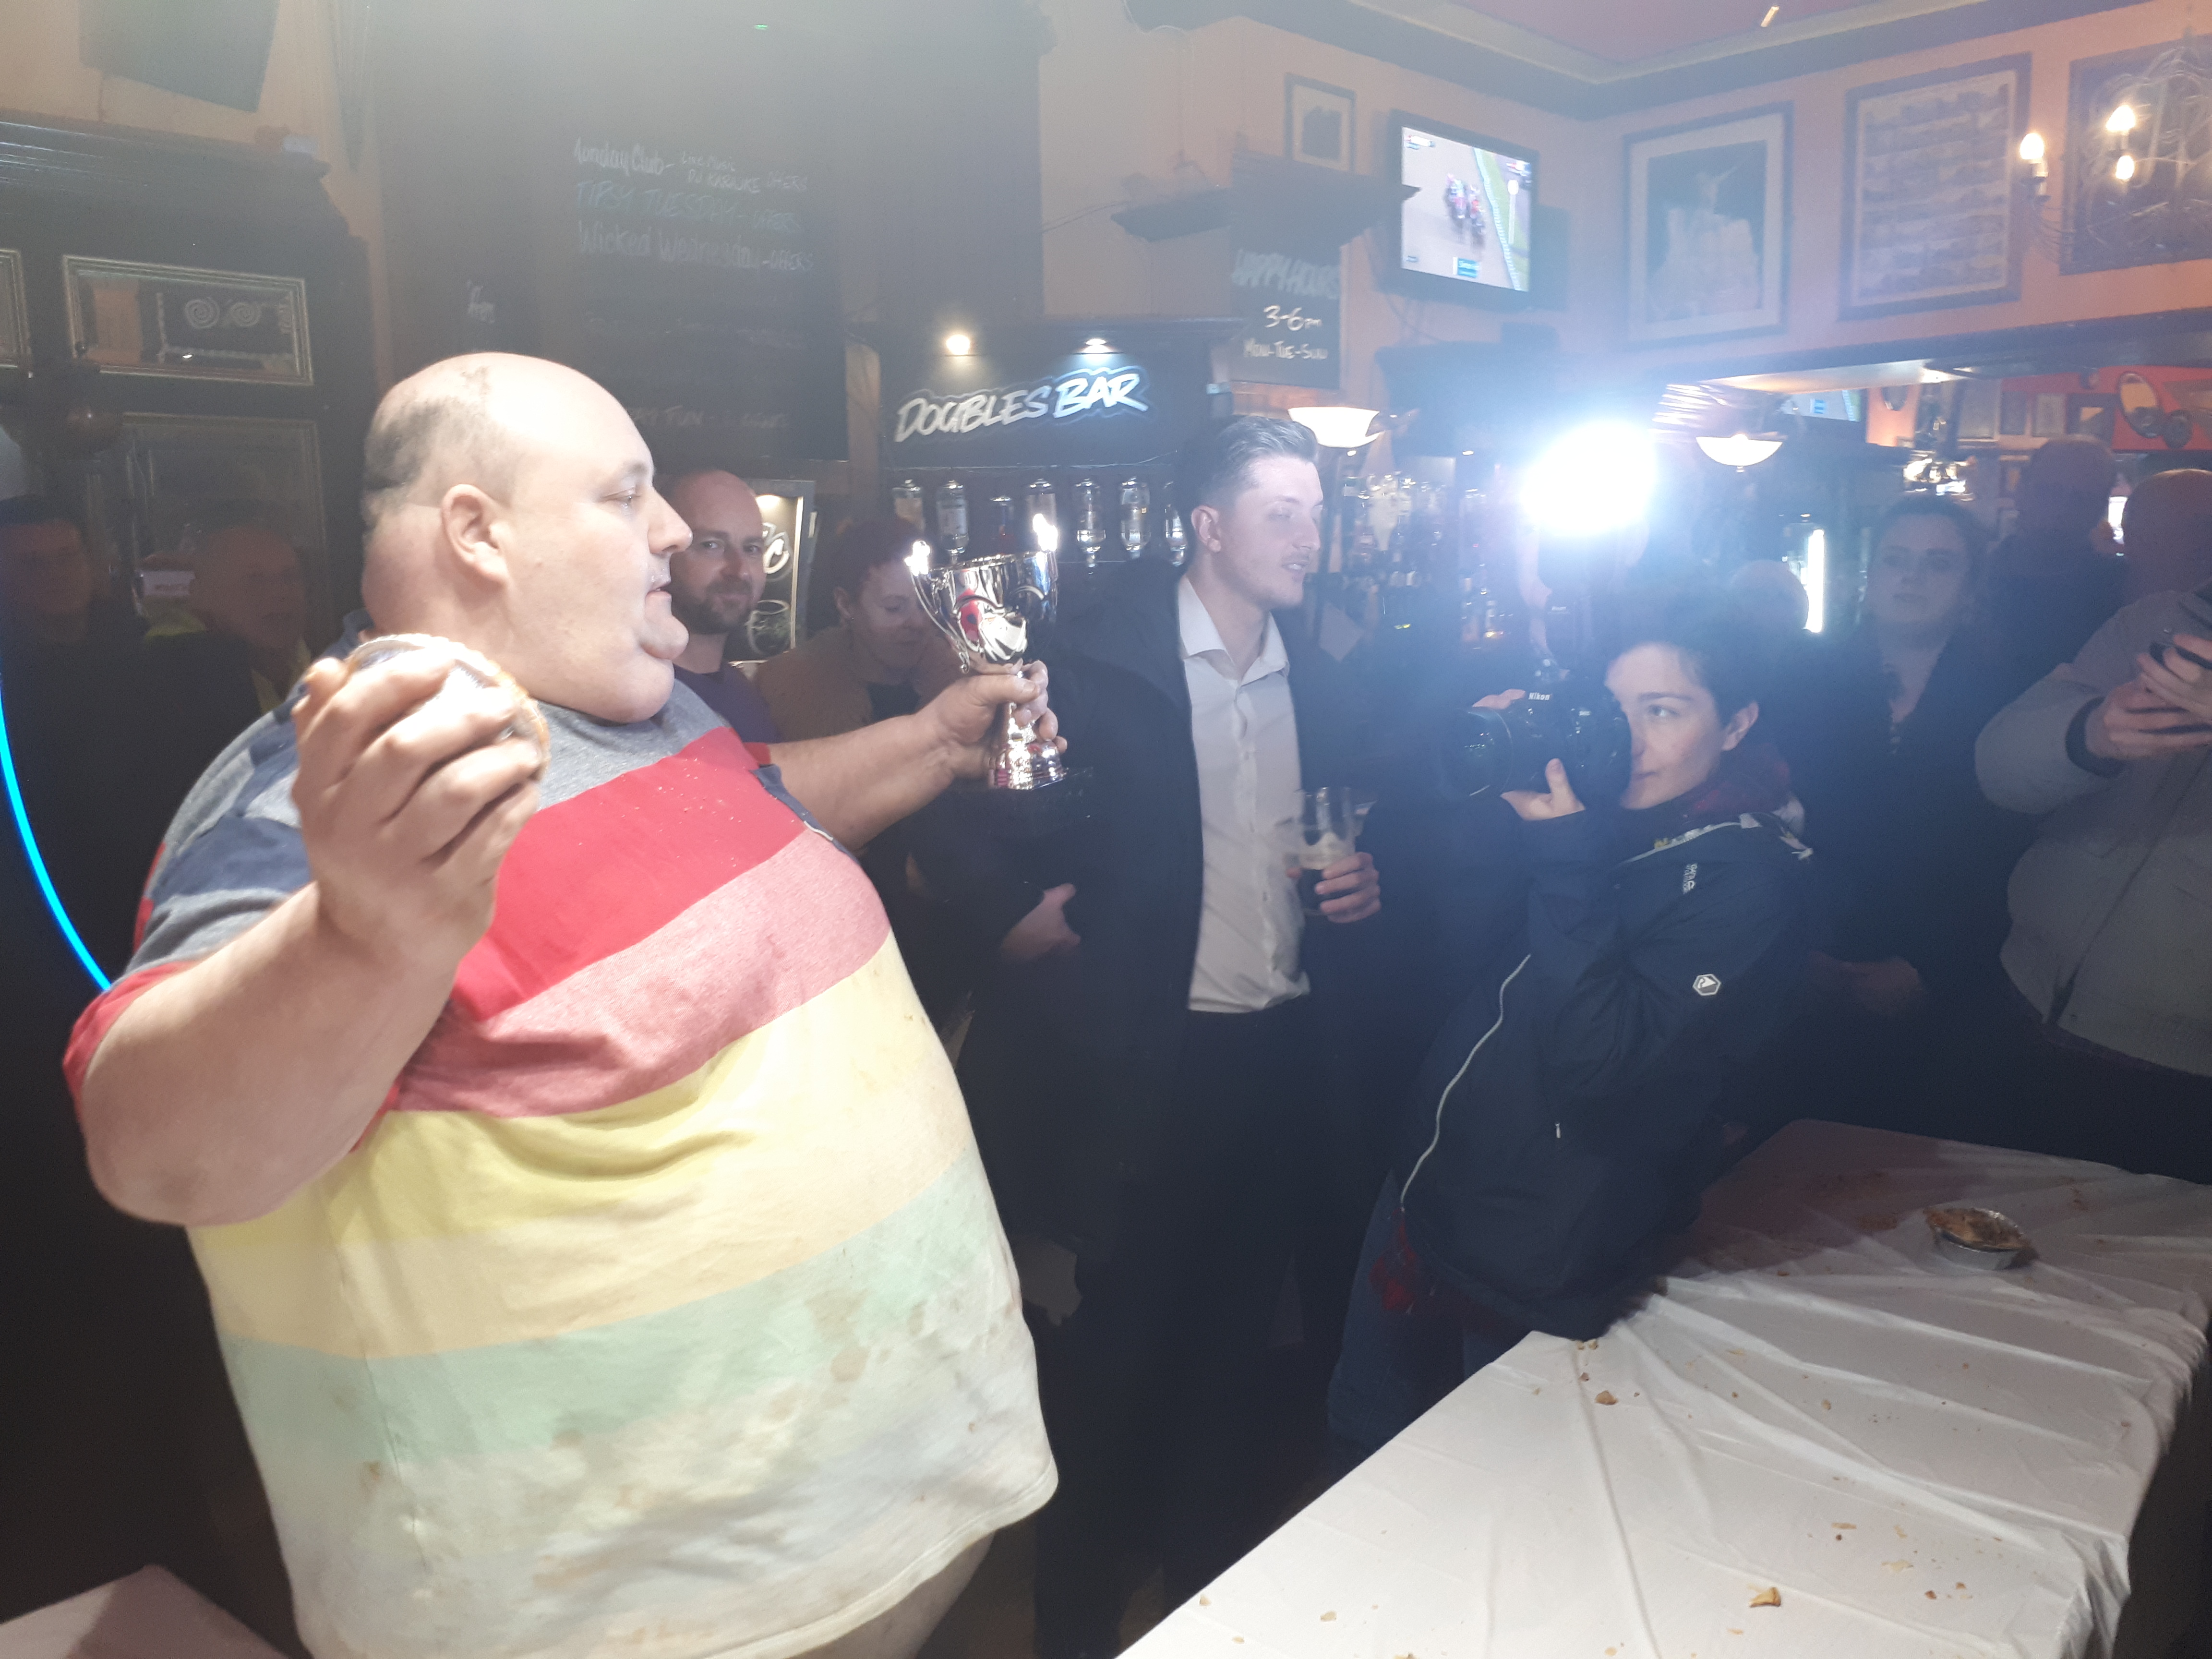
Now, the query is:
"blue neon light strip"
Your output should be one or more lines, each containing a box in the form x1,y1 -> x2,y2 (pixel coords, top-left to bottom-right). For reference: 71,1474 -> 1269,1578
0,651 -> 112,990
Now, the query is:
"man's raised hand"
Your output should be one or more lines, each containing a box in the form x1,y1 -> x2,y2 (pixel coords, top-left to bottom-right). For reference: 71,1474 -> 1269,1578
289,652 -> 541,969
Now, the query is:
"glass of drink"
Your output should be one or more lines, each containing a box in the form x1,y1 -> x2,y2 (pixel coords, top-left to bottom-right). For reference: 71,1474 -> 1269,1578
1283,786 -> 1373,915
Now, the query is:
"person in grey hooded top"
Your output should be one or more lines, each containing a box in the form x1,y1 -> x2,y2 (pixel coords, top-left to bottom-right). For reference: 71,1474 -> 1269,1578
1973,579 -> 2212,1180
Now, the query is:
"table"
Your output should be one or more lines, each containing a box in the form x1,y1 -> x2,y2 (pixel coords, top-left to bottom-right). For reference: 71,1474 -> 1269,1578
1128,1122 -> 2212,1659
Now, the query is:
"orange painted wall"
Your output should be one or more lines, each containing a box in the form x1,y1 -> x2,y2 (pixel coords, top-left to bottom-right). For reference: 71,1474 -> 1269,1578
1037,0 -> 2205,389
0,0 -> 391,385
1591,0 -> 2201,377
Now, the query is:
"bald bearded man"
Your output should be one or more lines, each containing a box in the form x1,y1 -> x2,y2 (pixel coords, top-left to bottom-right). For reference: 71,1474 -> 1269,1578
65,354 -> 1057,1659
665,468 -> 781,742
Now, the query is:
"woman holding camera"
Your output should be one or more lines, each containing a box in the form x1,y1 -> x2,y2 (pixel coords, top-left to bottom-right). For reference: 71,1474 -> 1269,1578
1329,597 -> 1812,1458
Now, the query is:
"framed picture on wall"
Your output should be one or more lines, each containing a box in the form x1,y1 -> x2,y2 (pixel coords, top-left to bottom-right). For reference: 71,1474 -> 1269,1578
1841,55 -> 2029,319
1624,105 -> 1790,346
63,256 -> 313,385
2068,393 -> 2120,446
0,249 -> 25,370
2063,36 -> 2212,273
91,413 -> 334,642
1286,76 -> 1355,172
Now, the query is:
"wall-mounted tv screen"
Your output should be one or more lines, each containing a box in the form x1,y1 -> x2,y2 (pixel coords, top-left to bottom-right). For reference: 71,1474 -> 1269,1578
1388,114 -> 1537,309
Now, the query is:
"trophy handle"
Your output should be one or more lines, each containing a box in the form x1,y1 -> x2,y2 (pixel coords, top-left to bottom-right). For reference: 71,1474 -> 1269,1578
912,568 -> 957,637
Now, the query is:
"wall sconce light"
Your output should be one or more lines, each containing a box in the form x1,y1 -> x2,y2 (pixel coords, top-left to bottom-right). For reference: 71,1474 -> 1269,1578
2018,130 -> 2050,202
1288,406 -> 1381,449
1695,433 -> 1783,469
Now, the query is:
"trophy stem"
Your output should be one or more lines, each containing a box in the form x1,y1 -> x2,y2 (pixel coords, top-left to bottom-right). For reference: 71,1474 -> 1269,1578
988,662 -> 1068,791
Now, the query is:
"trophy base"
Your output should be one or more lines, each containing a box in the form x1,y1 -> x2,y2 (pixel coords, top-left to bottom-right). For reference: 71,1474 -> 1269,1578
961,765 -> 1091,838
989,737 -> 1069,792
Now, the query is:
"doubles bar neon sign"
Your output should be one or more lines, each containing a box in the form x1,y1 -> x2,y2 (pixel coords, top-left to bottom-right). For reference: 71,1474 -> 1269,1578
894,368 -> 1150,443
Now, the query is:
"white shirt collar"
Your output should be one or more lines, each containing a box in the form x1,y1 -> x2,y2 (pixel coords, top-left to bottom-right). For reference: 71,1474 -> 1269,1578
1178,575 -> 1287,685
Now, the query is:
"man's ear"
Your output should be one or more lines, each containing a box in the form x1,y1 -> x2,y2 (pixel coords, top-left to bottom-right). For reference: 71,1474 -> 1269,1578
1720,699 -> 1759,752
438,484 -> 509,590
1190,501 -> 1225,554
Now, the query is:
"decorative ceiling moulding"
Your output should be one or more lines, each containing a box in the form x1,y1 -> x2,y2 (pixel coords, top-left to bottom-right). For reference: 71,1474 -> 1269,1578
1124,0 -> 2147,118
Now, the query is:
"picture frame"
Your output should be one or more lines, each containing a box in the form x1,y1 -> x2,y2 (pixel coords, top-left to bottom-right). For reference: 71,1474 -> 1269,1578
2063,36 -> 2212,274
0,249 -> 25,370
63,256 -> 313,385
93,413 -> 334,641
1624,104 -> 1790,346
2068,392 -> 2120,446
1841,55 -> 2029,320
1286,76 -> 1355,173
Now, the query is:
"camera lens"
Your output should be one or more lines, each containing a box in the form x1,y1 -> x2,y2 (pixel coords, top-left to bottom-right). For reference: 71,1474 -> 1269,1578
1437,706 -> 1517,798
1436,682 -> 1632,804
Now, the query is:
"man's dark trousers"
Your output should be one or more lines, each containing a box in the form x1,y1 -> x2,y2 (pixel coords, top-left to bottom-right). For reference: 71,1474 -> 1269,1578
1032,996 -> 1322,1656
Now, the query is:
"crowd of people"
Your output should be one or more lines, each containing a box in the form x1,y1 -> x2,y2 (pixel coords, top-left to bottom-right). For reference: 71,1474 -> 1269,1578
10,353 -> 2212,1659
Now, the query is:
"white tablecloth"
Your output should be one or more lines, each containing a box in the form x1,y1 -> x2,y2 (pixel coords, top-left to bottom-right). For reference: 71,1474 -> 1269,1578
0,1567 -> 285,1659
1129,1122 -> 2212,1659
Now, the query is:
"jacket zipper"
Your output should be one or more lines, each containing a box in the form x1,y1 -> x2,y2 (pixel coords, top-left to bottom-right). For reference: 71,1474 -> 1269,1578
1400,954 -> 1532,1205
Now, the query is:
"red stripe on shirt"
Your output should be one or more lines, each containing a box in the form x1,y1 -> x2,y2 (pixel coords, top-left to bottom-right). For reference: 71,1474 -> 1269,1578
63,960 -> 198,1100
396,828 -> 889,1117
66,957 -> 406,1125
449,725 -> 801,1021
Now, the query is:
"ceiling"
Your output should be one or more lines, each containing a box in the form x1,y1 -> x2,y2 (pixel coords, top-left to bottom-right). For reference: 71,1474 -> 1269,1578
1449,0 -> 1894,69
1128,0 -> 2155,114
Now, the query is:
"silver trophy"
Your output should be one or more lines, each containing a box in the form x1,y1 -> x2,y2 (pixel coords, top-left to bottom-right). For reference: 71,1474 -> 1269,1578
913,549 -> 1068,791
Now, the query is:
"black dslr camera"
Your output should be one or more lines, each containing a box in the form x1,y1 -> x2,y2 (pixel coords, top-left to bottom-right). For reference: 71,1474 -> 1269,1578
1438,682 -> 1632,804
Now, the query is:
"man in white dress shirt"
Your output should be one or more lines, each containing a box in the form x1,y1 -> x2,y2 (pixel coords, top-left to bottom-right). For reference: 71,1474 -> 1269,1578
919,417 -> 1382,1658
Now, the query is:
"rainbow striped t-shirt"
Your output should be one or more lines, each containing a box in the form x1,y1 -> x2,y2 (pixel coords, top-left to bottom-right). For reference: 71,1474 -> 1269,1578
66,673 -> 1056,1659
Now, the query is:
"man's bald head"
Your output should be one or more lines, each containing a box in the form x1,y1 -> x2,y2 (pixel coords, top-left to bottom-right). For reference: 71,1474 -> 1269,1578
360,354 -> 536,538
1728,559 -> 1809,637
663,471 -> 769,647
354,353 -> 692,722
2122,468 -> 2212,602
180,513 -> 306,658
2017,435 -> 2118,547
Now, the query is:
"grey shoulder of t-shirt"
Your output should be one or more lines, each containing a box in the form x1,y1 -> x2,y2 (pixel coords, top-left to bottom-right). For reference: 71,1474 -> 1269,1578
156,709 -> 297,867
534,681 -> 730,808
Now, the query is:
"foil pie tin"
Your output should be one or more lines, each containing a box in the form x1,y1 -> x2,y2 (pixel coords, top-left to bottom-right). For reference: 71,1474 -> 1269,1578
1925,1206 -> 2031,1271
345,633 -> 550,778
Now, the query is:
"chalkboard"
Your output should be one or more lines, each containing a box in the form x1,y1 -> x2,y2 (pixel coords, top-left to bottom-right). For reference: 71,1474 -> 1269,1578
1227,239 -> 1342,389
564,123 -> 844,459
1226,154 -> 1349,390
376,3 -> 850,464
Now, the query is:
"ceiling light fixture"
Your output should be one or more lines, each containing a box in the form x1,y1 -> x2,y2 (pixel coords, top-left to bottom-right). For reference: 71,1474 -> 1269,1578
1082,336 -> 1110,353
1288,406 -> 1382,449
942,332 -> 973,356
1696,433 -> 1783,469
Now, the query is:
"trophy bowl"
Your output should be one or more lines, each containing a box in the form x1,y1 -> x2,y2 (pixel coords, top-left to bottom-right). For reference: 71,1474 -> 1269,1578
913,549 -> 1069,792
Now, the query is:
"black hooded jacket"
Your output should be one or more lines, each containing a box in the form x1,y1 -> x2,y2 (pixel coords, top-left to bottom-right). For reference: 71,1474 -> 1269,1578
1396,801 -> 1812,1338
